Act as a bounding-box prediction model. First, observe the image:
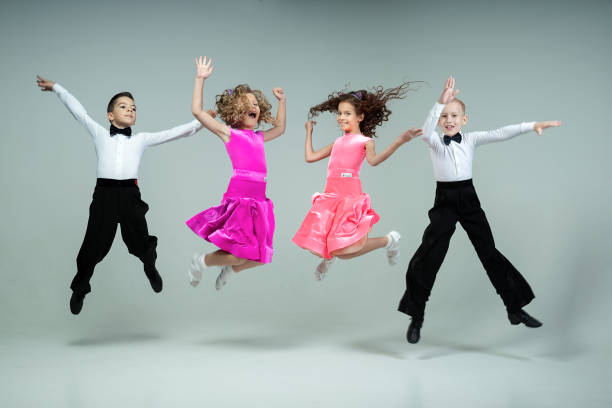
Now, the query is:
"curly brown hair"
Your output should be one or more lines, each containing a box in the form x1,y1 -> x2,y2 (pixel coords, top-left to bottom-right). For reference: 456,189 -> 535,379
309,82 -> 418,137
215,84 -> 275,128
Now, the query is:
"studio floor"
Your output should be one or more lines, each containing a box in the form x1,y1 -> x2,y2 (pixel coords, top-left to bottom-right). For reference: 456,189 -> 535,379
2,323 -> 610,408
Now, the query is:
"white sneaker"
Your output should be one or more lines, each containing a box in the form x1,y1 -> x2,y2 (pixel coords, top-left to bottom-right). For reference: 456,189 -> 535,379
188,253 -> 207,287
385,231 -> 401,265
215,265 -> 235,290
315,258 -> 335,281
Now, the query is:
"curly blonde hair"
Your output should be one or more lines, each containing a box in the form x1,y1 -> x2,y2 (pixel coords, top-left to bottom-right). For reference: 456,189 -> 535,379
215,84 -> 275,128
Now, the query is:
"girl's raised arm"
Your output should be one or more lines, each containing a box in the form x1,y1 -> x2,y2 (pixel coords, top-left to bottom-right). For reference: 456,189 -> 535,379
263,88 -> 286,142
365,127 -> 422,166
304,120 -> 333,163
191,56 -> 231,142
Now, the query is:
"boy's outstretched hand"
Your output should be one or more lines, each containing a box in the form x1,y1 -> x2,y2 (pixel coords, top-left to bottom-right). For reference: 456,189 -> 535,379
533,121 -> 561,136
438,76 -> 460,105
36,75 -> 55,91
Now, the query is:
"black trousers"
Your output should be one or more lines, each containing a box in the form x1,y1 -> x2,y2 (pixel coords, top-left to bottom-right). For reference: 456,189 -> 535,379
398,179 -> 534,320
70,179 -> 158,294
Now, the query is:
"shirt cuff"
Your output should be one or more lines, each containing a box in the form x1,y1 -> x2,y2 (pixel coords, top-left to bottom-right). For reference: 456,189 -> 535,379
521,122 -> 536,134
52,83 -> 64,93
190,119 -> 204,130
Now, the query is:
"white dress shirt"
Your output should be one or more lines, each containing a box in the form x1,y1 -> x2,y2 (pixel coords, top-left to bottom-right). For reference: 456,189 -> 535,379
53,83 -> 203,180
421,102 -> 535,182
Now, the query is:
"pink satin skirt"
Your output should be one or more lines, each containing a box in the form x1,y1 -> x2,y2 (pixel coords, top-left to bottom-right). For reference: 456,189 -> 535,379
292,175 -> 379,259
186,173 -> 275,263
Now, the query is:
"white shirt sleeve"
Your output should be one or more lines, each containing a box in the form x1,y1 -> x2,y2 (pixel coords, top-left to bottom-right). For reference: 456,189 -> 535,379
421,102 -> 445,150
140,119 -> 204,147
470,122 -> 536,147
52,83 -> 106,138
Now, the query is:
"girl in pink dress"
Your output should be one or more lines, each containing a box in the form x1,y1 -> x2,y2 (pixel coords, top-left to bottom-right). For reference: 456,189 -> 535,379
293,85 -> 422,279
187,56 -> 286,289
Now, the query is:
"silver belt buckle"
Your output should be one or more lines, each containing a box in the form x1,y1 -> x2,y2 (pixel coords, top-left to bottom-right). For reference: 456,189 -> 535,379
341,172 -> 352,178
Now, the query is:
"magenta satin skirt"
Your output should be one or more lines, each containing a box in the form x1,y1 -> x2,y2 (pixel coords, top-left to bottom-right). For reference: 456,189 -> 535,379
186,175 -> 275,263
292,176 -> 379,259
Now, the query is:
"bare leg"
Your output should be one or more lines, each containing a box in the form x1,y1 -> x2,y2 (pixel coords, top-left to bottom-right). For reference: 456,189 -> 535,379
332,236 -> 389,260
232,260 -> 263,273
309,250 -> 324,258
205,250 -> 248,267
332,234 -> 368,256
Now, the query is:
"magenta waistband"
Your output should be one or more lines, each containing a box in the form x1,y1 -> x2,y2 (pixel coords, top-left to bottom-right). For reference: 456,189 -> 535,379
225,176 -> 267,200
232,168 -> 267,182
327,167 -> 360,179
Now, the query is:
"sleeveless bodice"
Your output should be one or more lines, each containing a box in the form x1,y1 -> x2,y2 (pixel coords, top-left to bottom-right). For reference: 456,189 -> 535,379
327,133 -> 371,178
225,128 -> 267,176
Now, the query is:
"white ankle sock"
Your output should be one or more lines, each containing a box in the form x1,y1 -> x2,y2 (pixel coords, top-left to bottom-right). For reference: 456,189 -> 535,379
315,257 -> 335,281
215,265 -> 237,290
188,252 -> 208,286
385,231 -> 401,265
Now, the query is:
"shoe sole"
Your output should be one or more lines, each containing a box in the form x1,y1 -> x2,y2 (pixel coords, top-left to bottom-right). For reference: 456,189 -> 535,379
508,316 -> 543,328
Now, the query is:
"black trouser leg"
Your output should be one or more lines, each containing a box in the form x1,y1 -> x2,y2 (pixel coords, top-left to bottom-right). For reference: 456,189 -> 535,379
72,187 -> 119,295
457,186 -> 535,312
118,188 -> 158,279
398,188 -> 458,319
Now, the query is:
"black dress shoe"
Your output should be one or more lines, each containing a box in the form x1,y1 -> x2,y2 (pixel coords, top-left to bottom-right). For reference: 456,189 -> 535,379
406,318 -> 423,344
144,264 -> 163,293
70,292 -> 86,315
508,309 -> 542,328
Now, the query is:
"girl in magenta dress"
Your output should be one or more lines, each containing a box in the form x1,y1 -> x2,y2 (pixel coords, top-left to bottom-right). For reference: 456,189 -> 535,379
292,85 -> 422,280
187,56 -> 286,290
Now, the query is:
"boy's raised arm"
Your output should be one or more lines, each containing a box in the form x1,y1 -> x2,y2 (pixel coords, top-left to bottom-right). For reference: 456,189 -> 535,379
472,121 -> 561,146
141,116 -> 212,147
37,75 -> 105,138
422,77 -> 461,148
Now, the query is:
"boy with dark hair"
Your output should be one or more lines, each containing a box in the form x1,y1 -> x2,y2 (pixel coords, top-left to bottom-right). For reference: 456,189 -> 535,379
37,75 -> 208,315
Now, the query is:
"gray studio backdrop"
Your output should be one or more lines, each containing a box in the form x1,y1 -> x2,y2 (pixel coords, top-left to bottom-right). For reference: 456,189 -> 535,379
1,0 -> 610,352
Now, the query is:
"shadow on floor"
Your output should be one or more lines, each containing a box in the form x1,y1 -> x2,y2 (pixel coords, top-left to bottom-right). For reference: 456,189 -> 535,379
196,334 -> 302,351
343,333 -> 534,361
537,344 -> 587,361
417,339 -> 531,361
68,333 -> 161,347
343,337 -> 407,360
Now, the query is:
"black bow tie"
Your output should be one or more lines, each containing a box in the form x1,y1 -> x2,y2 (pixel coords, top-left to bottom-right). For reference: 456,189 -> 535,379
110,125 -> 132,137
443,133 -> 461,145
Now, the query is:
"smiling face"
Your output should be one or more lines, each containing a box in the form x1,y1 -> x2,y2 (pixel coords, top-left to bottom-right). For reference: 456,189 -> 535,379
337,101 -> 364,134
239,93 -> 261,129
107,96 -> 137,128
438,100 -> 467,136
